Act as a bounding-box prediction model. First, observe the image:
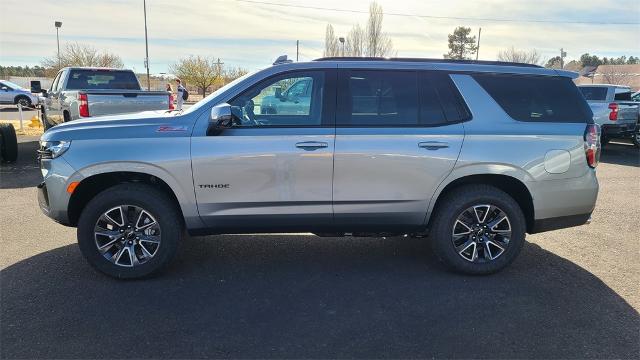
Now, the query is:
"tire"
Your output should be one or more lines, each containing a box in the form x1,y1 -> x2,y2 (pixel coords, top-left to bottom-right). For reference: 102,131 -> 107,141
41,109 -> 52,130
0,123 -> 18,162
14,96 -> 32,108
77,183 -> 183,279
632,131 -> 640,149
63,111 -> 71,123
429,184 -> 526,275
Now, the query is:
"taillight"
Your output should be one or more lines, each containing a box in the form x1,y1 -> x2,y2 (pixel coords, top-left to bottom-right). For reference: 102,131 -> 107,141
169,94 -> 174,110
584,124 -> 600,168
78,93 -> 90,117
608,103 -> 618,121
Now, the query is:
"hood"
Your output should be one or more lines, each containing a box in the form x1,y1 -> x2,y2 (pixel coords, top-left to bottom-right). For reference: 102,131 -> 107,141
42,110 -> 192,142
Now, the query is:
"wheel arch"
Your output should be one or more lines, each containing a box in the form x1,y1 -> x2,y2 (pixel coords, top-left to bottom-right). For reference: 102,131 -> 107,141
67,171 -> 186,227
427,172 -> 535,233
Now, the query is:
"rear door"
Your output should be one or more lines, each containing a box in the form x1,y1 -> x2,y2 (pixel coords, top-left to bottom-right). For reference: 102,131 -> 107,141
191,69 -> 337,231
332,69 -> 466,229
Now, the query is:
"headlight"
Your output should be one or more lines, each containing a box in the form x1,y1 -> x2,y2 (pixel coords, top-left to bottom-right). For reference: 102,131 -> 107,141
39,140 -> 71,159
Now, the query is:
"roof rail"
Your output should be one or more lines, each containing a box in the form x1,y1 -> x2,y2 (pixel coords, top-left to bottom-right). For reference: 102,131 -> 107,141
314,57 -> 542,68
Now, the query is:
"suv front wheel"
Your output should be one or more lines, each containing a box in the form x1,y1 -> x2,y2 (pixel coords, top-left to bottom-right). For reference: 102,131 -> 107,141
430,185 -> 526,275
77,183 -> 183,279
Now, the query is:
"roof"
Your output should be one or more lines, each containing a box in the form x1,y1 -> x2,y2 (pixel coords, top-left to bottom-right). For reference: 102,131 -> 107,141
577,84 -> 632,88
314,57 -> 542,68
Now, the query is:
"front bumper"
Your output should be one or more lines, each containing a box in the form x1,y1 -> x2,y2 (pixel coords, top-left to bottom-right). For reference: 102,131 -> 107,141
37,156 -> 77,226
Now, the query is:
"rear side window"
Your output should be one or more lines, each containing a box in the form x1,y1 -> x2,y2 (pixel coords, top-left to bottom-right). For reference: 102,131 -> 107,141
474,74 -> 593,123
338,70 -> 419,126
66,70 -> 141,90
614,91 -> 632,101
337,70 -> 470,126
579,87 -> 608,101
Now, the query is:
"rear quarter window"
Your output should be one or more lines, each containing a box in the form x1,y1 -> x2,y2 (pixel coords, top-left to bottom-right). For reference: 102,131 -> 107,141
474,74 -> 593,123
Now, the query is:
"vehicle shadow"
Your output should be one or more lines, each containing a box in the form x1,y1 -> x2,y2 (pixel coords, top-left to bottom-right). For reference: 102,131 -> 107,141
2,235 -> 638,359
0,139 -> 41,189
600,142 -> 639,167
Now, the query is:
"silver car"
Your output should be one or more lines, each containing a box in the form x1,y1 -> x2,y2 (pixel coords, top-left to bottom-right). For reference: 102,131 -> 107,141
38,57 -> 600,279
0,80 -> 40,108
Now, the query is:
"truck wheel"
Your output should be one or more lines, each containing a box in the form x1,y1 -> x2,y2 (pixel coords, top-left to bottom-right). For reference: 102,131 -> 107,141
429,185 -> 526,275
77,183 -> 183,279
14,96 -> 32,108
0,123 -> 18,162
41,109 -> 52,130
632,131 -> 640,149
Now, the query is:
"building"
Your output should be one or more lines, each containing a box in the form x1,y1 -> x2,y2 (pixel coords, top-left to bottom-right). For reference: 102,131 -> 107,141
574,64 -> 640,91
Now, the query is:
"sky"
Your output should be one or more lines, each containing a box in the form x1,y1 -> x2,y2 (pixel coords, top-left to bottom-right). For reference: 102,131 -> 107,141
0,0 -> 639,74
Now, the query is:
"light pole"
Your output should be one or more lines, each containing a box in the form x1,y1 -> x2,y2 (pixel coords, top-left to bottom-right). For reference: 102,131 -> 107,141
143,0 -> 151,91
338,37 -> 345,57
55,21 -> 62,69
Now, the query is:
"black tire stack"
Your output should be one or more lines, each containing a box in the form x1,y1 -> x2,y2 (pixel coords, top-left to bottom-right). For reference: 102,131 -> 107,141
0,123 -> 18,162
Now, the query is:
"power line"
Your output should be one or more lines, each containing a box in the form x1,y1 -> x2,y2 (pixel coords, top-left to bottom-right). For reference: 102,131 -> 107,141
236,0 -> 640,26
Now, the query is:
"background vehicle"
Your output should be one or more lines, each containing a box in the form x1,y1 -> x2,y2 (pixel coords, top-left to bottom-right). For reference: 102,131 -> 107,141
41,67 -> 171,129
0,80 -> 40,108
578,84 -> 639,146
37,58 -> 599,279
0,123 -> 18,162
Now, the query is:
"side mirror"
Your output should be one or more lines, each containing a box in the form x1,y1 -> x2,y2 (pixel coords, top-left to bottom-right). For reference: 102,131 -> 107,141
210,103 -> 234,130
30,80 -> 42,93
274,87 -> 283,100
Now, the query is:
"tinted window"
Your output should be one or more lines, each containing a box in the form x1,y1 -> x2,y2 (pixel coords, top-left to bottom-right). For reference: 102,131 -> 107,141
423,72 -> 471,123
66,70 -> 141,90
614,91 -> 632,101
579,87 -> 608,101
338,70 -> 419,126
229,71 -> 325,127
474,74 -> 593,123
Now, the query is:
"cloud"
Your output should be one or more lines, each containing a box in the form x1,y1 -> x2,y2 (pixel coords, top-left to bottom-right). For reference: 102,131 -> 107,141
1,0 -> 638,72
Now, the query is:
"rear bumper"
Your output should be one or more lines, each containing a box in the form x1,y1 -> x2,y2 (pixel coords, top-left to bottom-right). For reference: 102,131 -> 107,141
530,213 -> 592,234
602,123 -> 637,137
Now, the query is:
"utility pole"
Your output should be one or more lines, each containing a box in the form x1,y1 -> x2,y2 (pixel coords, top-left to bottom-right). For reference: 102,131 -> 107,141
55,21 -> 62,70
143,0 -> 151,91
476,27 -> 481,61
296,40 -> 299,62
560,48 -> 567,69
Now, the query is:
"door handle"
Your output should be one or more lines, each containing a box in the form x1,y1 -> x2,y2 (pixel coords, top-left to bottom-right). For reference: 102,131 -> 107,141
296,141 -> 328,150
419,141 -> 449,150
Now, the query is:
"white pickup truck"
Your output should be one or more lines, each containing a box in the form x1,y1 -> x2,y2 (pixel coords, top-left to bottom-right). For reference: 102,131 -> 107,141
42,67 -> 171,130
578,84 -> 639,147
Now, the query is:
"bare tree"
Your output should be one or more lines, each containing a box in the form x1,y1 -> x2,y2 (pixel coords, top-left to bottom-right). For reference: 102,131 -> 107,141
365,1 -> 393,57
346,24 -> 365,57
599,65 -> 632,85
497,47 -> 543,65
169,56 -> 222,96
444,27 -> 477,60
42,43 -> 124,74
323,24 -> 340,57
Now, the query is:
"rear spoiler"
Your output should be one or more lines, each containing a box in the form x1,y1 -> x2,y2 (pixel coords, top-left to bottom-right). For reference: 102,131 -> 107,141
554,69 -> 580,79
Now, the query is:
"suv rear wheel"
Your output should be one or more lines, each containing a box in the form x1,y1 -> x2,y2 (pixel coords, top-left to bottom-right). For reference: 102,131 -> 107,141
430,185 -> 526,275
77,183 -> 183,279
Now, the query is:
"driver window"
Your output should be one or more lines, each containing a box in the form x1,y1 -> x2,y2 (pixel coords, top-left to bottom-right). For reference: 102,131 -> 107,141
229,72 -> 324,127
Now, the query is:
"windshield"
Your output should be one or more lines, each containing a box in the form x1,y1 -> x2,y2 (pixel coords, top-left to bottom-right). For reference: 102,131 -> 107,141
1,80 -> 25,90
182,70 -> 258,115
578,87 -> 608,101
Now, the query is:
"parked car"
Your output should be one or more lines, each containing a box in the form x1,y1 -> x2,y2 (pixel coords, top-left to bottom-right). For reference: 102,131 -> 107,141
0,80 -> 40,108
41,67 -> 171,130
37,57 -> 600,279
578,84 -> 639,146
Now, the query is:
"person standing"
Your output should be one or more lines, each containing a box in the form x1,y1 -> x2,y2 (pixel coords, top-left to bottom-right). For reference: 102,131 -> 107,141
166,83 -> 175,110
175,78 -> 185,110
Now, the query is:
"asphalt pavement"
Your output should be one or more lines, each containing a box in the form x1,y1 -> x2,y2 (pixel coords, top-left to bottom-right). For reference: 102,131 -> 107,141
1,138 -> 638,359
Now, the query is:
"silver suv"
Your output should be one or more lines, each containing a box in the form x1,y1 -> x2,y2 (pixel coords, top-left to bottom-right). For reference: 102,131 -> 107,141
37,57 -> 600,279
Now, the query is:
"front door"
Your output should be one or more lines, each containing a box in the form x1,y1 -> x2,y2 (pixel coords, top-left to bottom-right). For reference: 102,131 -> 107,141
332,69 -> 467,230
191,69 -> 336,232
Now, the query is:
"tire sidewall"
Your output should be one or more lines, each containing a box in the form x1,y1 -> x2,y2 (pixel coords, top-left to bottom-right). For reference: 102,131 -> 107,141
431,186 -> 526,275
15,96 -> 31,107
77,184 -> 182,279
